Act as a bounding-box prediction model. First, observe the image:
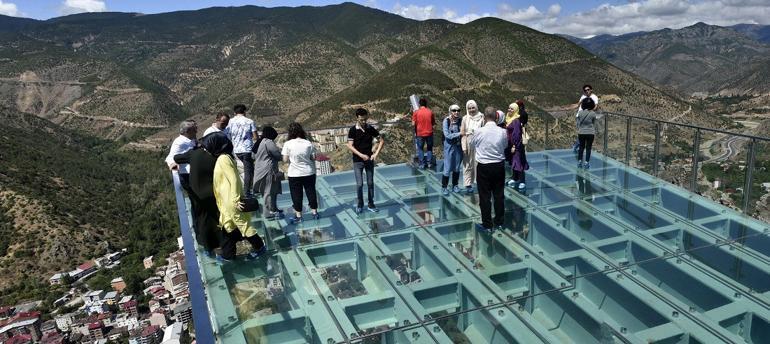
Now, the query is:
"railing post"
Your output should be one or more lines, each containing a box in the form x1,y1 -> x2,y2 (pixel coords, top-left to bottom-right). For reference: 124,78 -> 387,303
544,118 -> 550,150
653,122 -> 661,176
625,117 -> 632,165
603,114 -> 609,153
742,138 -> 757,213
691,129 -> 701,192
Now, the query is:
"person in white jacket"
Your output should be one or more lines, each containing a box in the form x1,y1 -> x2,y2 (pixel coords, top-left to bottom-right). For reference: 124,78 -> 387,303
460,100 -> 485,194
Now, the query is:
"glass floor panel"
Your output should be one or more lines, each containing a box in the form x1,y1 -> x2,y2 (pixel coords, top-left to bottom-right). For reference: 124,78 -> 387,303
178,150 -> 770,343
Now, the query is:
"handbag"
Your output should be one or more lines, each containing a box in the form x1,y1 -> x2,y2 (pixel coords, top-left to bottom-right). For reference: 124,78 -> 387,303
239,196 -> 260,213
521,126 -> 530,145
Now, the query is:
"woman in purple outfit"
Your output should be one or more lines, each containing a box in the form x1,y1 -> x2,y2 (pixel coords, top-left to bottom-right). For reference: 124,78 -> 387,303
505,102 -> 529,190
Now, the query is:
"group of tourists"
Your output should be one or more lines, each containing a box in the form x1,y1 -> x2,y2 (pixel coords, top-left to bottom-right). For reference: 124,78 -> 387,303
412,97 -> 531,232
412,85 -> 599,232
165,85 -> 599,259
165,105 -> 383,262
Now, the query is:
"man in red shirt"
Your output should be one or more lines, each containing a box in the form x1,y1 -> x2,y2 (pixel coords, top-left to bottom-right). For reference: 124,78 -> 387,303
412,98 -> 435,169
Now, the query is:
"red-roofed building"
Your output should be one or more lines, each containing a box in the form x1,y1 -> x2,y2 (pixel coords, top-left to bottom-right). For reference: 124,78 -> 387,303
39,332 -> 66,344
1,334 -> 32,344
0,311 -> 41,342
132,325 -> 162,344
88,321 -> 105,342
121,300 -> 139,318
78,261 -> 95,271
0,307 -> 14,320
315,154 -> 332,175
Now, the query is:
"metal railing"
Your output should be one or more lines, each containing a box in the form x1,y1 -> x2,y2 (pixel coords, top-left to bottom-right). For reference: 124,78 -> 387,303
540,110 -> 770,215
171,172 -> 216,343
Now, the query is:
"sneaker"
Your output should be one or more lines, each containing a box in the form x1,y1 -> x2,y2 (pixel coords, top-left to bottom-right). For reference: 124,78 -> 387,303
311,212 -> 320,220
506,180 -> 517,187
441,187 -> 449,195
245,246 -> 267,261
584,162 -> 590,169
495,225 -> 504,231
355,206 -> 363,214
265,211 -> 283,220
215,255 -> 232,265
518,183 -> 526,190
289,215 -> 303,225
422,164 -> 429,170
475,223 -> 492,234
367,206 -> 379,213
452,185 -> 461,193
465,186 -> 473,194
577,161 -> 583,169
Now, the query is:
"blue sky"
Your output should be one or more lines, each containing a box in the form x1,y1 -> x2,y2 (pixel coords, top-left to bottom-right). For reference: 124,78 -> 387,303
2,0 -> 770,37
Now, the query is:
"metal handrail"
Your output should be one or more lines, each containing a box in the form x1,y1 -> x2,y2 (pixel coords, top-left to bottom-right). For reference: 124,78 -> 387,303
540,110 -> 768,215
599,111 -> 770,142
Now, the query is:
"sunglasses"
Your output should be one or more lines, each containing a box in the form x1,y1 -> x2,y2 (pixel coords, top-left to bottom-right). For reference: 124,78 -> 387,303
584,89 -> 592,92
451,109 -> 460,112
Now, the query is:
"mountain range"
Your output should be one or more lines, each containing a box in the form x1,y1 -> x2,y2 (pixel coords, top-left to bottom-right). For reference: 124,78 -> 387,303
564,22 -> 770,97
0,3 -> 704,295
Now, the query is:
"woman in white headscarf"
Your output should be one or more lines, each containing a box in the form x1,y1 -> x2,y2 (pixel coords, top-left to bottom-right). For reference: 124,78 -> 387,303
460,100 -> 484,194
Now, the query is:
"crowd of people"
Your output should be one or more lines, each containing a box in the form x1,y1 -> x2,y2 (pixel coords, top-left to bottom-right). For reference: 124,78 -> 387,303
165,105 -> 384,261
165,85 -> 600,259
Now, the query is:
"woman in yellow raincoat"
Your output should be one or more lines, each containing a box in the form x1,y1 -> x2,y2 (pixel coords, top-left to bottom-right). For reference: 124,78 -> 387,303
205,132 -> 266,262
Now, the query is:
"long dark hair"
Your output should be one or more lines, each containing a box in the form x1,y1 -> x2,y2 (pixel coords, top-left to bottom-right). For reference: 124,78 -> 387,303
287,122 -> 307,140
516,100 -> 528,125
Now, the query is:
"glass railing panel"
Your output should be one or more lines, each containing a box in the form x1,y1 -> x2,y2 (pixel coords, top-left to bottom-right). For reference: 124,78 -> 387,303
602,114 -> 628,162
698,132 -> 747,212
657,125 -> 696,190
629,118 -> 657,175
748,140 -> 769,219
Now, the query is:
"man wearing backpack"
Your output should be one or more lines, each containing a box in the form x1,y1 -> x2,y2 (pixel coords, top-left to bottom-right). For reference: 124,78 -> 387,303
441,104 -> 463,195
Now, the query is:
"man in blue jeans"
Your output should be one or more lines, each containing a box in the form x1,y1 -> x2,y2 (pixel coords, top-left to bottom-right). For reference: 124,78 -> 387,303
347,108 -> 385,214
225,104 -> 258,196
412,98 -> 435,169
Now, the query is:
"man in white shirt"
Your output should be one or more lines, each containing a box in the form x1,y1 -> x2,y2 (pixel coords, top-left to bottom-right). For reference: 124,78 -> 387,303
470,107 -> 508,233
224,104 -> 257,195
202,112 -> 230,136
165,120 -> 198,190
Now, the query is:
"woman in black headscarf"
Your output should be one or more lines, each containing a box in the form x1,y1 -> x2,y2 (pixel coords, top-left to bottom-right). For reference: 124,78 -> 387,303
253,126 -> 284,220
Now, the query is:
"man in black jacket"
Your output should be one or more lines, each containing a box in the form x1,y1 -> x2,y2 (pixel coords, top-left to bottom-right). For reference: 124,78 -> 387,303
174,133 -> 223,257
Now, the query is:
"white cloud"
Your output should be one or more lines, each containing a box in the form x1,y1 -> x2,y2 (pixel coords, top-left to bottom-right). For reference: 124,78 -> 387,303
542,0 -> 770,37
0,1 -> 19,17
387,1 -> 770,37
391,2 -> 488,23
61,0 -> 107,15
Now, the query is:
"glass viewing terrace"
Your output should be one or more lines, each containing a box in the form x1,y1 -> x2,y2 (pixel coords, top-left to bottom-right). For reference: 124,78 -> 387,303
172,115 -> 770,343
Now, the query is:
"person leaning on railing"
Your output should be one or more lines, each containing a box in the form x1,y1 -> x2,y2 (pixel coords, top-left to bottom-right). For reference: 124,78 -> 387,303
173,132 -> 222,258
209,132 -> 267,263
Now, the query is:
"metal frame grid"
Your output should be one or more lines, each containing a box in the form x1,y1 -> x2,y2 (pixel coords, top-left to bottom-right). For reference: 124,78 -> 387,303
174,149 -> 770,344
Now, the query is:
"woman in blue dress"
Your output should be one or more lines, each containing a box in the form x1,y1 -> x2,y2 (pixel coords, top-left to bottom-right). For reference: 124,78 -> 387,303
441,104 -> 463,195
